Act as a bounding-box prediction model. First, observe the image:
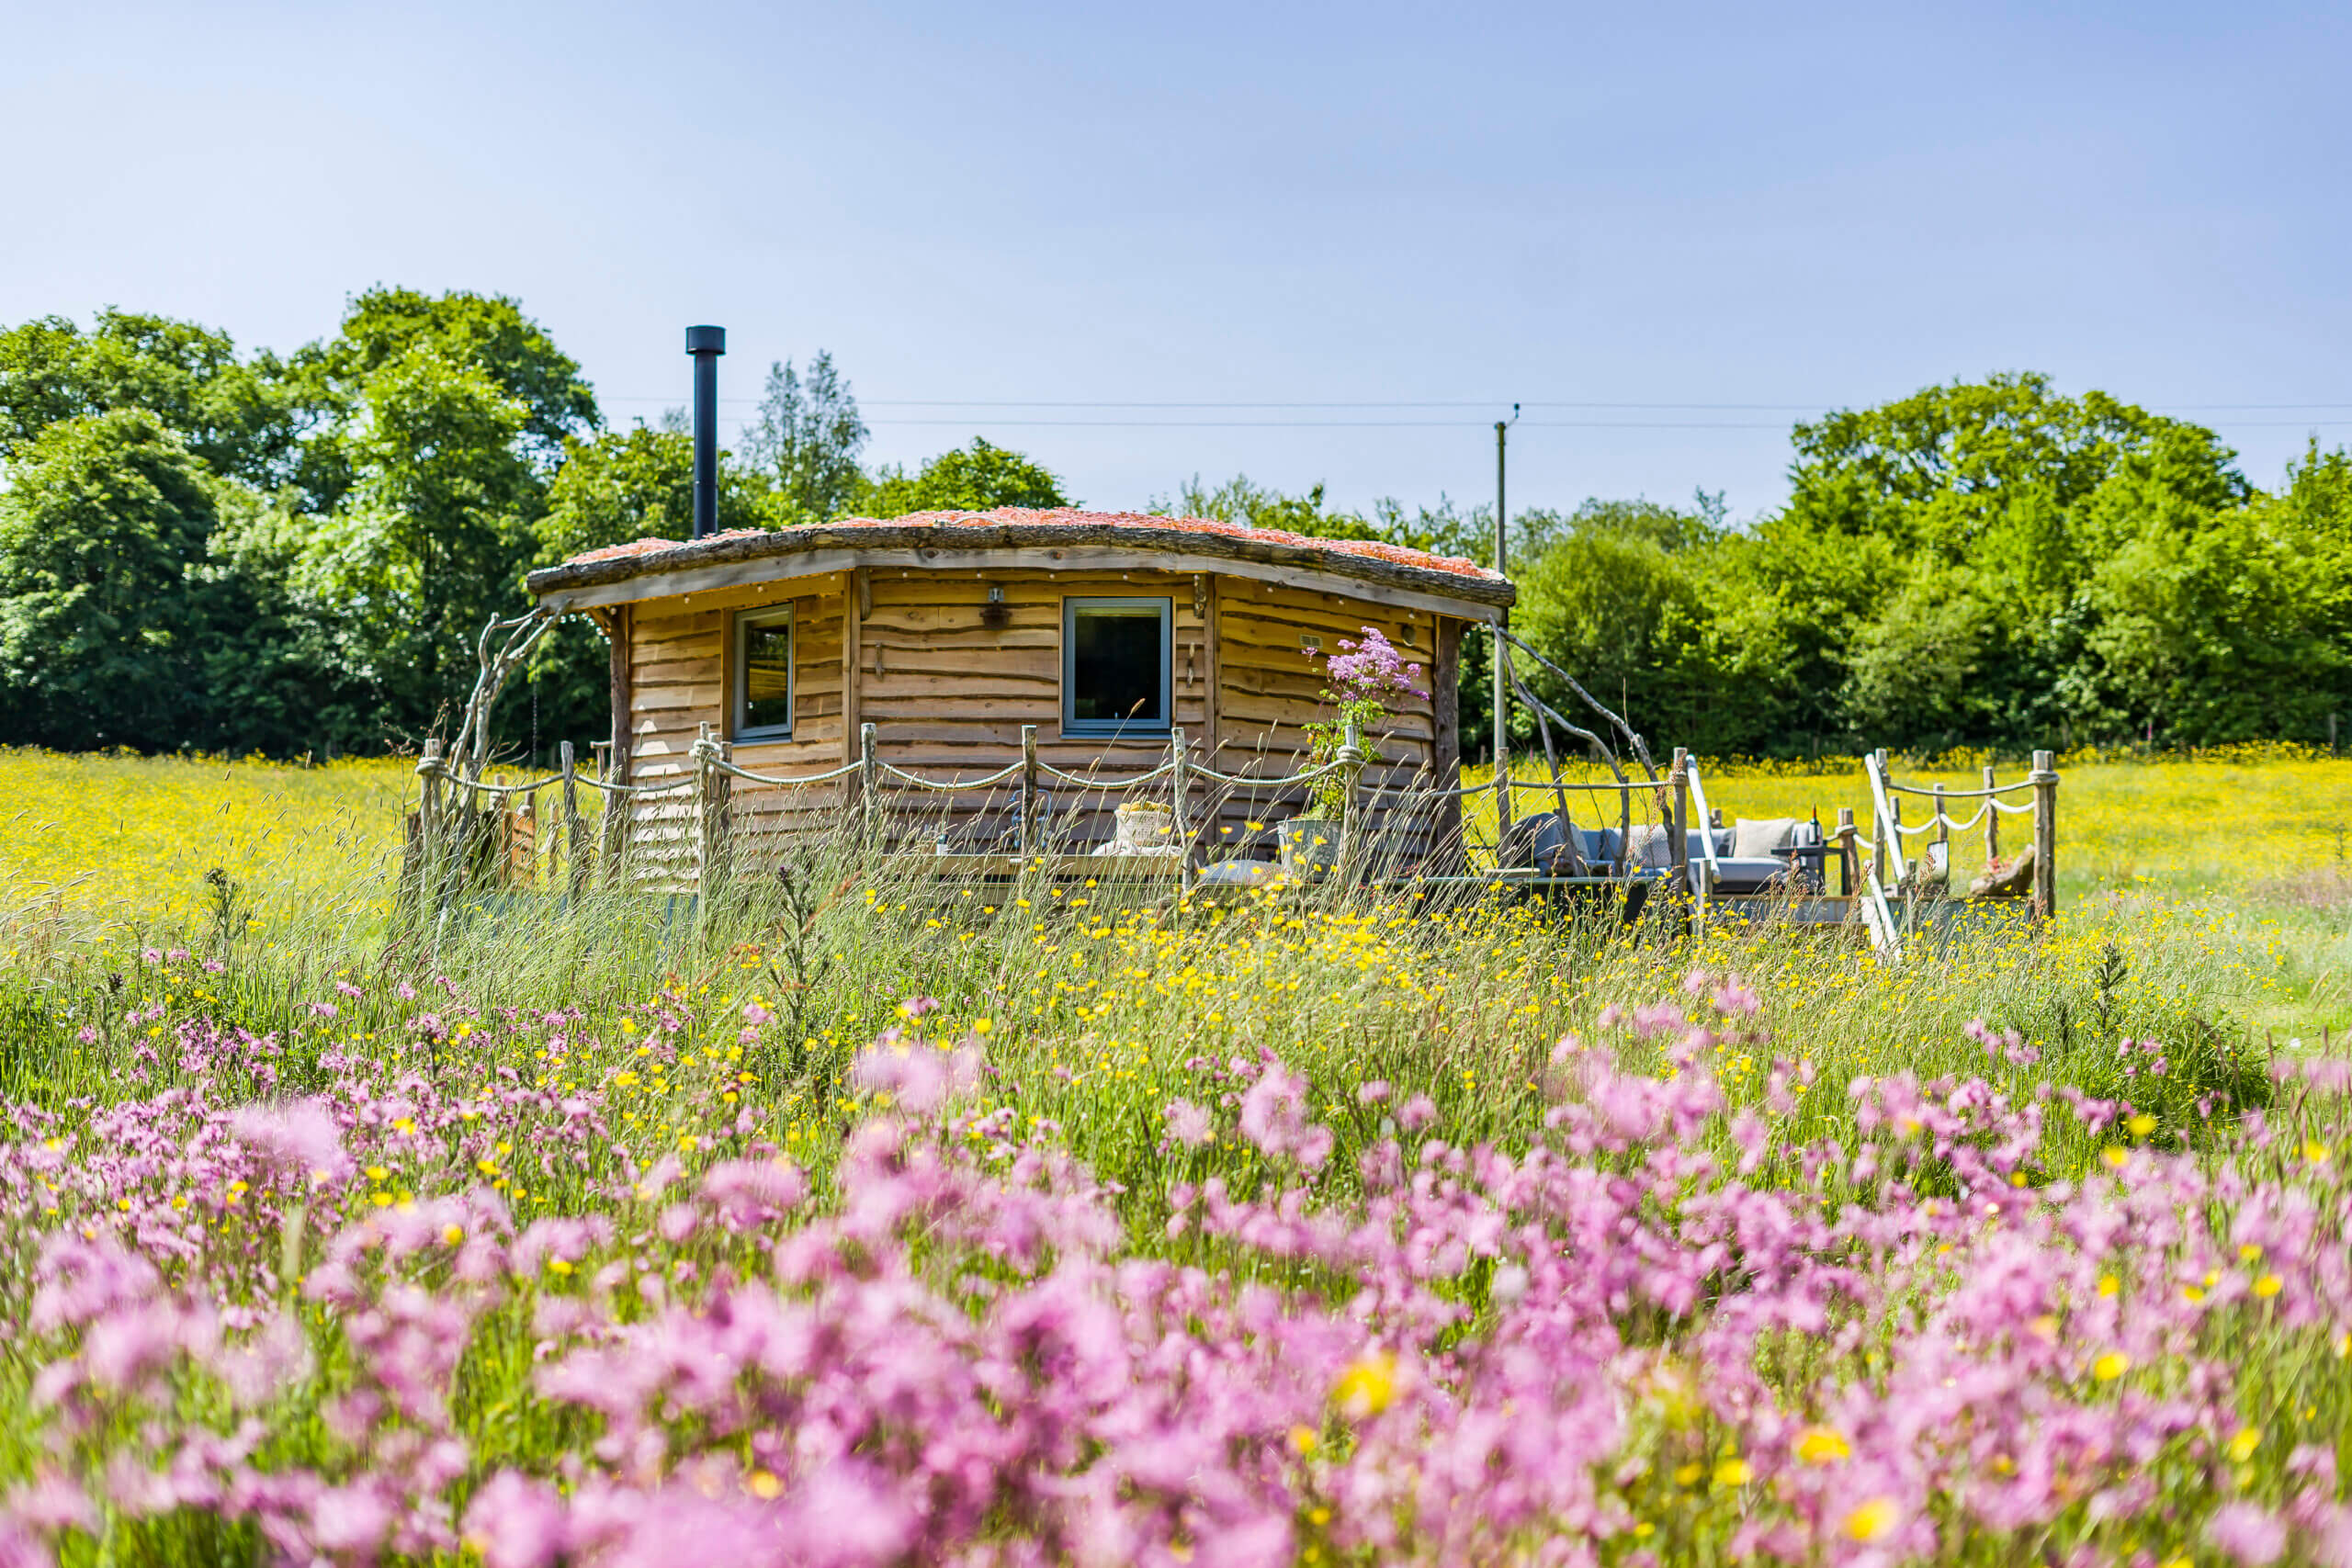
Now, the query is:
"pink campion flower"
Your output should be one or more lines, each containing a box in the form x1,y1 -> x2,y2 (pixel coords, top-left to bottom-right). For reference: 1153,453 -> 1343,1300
741,1000 -> 775,1028
1357,1079 -> 1392,1106
1238,1062 -> 1333,1170
334,981 -> 363,1000
2207,1502 -> 2289,1565
228,1098 -> 352,1181
307,1001 -> 338,1019
396,981 -> 417,1000
463,1471 -> 570,1568
308,1483 -> 394,1557
1396,1094 -> 1439,1133
850,1039 -> 981,1116
700,1159 -> 808,1227
1163,1099 -> 1214,1147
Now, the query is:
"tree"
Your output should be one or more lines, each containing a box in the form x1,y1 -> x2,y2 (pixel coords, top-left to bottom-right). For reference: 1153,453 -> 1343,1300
0,310 -> 307,485
287,288 -> 598,515
738,352 -> 868,522
855,439 -> 1069,515
256,352 -> 541,745
0,411 -> 218,749
1163,474 -> 1385,541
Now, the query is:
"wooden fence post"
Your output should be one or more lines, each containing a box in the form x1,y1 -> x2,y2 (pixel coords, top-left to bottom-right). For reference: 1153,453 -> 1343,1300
1835,806 -> 1856,898
1669,746 -> 1690,929
693,724 -> 725,901
716,737 -> 734,891
2031,749 -> 2058,919
601,739 -> 630,889
416,739 -> 444,908
1170,726 -> 1192,895
562,741 -> 587,901
860,723 -> 879,849
1338,713 -> 1365,881
1983,763 -> 1999,867
1018,724 -> 1038,860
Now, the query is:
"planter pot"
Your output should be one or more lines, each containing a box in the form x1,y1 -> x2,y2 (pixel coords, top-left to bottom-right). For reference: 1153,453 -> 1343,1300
1277,818 -> 1342,880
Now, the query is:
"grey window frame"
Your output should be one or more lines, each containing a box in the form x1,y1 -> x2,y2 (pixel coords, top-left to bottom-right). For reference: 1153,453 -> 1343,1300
1062,595 -> 1173,737
731,604 -> 795,741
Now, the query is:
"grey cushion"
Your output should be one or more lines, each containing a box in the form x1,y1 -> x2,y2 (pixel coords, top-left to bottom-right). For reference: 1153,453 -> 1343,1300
1732,817 -> 1800,858
1700,856 -> 1800,893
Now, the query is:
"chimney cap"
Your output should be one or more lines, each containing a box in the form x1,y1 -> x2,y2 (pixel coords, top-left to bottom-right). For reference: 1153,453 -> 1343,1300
685,325 -> 726,355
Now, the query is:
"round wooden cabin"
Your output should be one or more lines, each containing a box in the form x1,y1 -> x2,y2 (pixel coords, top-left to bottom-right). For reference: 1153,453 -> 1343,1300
523,507 -> 1514,868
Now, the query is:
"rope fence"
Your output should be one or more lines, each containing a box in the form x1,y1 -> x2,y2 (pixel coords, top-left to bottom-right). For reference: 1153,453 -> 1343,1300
398,723 -> 2064,961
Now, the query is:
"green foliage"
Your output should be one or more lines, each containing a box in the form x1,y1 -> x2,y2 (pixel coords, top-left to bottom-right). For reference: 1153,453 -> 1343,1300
0,310 -> 305,485
0,411 -> 219,749
856,437 -> 1069,515
738,352 -> 868,522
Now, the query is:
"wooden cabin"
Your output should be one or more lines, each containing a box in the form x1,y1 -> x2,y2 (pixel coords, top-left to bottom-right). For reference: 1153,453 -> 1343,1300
522,508 -> 1514,873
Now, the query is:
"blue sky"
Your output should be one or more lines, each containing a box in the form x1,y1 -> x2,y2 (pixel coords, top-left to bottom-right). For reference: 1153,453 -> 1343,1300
3,1 -> 2346,523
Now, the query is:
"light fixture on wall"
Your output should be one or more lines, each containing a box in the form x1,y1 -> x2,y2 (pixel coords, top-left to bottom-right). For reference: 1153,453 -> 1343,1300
980,582 -> 1010,629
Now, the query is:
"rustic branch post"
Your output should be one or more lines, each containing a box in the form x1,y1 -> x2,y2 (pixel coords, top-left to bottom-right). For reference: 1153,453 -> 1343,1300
605,740 -> 632,890
1018,724 -> 1038,861
1669,746 -> 1690,932
415,739 -> 444,911
1835,806 -> 1856,898
561,741 -> 587,901
2031,749 -> 2058,919
860,723 -> 879,851
693,724 -> 726,903
1337,713 -> 1366,883
1983,763 -> 1999,868
716,736 -> 735,891
1170,726 -> 1192,895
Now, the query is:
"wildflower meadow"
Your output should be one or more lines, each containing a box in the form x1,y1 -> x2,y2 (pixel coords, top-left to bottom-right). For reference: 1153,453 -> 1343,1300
0,747 -> 2348,1565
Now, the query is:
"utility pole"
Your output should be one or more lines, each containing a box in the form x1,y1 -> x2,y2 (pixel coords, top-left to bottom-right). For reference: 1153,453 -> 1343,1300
1492,406 -> 1519,815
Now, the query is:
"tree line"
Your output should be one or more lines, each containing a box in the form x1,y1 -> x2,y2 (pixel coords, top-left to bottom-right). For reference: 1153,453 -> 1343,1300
2,292 -> 2344,762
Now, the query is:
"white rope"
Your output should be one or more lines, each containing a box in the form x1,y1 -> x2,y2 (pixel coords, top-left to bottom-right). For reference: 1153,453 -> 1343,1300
1035,758 -> 1180,789
712,757 -> 870,787
1883,778 -> 2038,801
876,760 -> 1027,792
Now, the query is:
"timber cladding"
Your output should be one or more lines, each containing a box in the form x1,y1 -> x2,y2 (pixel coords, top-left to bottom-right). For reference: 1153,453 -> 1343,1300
608,560 -> 1471,868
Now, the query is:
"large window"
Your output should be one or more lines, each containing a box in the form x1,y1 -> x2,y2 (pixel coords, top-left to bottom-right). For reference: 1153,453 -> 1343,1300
732,607 -> 794,740
1063,596 -> 1171,736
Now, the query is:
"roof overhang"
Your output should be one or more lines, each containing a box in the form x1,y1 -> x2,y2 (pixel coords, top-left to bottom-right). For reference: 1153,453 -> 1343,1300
526,521 -> 1515,623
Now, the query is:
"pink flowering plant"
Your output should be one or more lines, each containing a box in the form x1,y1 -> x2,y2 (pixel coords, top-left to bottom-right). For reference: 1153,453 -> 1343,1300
0,929 -> 2335,1568
1302,626 -> 1429,818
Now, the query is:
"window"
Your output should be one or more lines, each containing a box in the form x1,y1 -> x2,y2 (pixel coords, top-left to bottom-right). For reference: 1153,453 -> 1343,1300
1063,596 -> 1171,735
732,607 -> 794,740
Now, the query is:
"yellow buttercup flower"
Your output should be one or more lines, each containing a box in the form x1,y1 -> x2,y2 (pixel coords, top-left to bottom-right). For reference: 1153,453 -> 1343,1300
1842,1497 -> 1898,1542
1334,1352 -> 1397,1419
1794,1427 -> 1851,1464
2092,1351 -> 2131,1381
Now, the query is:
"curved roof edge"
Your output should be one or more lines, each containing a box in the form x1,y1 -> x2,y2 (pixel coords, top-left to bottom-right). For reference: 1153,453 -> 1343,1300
525,507 -> 1515,610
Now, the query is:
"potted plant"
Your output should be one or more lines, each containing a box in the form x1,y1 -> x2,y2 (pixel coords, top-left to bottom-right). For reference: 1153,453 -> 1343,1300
1281,627 -> 1428,880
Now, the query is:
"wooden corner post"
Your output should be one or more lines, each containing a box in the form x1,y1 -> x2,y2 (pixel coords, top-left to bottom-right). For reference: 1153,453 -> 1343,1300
1983,763 -> 1999,867
860,723 -> 879,849
1170,726 -> 1193,895
2031,749 -> 2058,919
1018,724 -> 1038,860
1669,746 -> 1690,931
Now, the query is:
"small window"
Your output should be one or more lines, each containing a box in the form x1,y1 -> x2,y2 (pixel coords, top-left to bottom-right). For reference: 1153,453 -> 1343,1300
1064,596 -> 1171,735
733,607 -> 794,740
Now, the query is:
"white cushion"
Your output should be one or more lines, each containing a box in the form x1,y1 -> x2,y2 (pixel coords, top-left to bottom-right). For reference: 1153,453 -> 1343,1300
1732,817 -> 1799,858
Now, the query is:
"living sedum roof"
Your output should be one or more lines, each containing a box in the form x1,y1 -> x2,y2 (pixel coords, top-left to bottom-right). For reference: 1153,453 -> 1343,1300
526,507 -> 1514,611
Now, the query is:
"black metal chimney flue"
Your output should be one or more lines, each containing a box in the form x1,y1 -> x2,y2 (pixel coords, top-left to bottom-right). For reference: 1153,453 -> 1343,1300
685,325 -> 725,538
